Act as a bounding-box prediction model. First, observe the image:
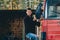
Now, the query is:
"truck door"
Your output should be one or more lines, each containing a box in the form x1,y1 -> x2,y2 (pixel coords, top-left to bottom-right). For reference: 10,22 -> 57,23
42,0 -> 60,40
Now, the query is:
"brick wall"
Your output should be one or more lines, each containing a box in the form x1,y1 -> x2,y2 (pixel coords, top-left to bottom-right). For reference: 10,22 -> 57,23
9,17 -> 24,39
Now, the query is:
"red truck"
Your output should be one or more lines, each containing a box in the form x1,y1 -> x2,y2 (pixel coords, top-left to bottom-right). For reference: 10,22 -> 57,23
41,0 -> 60,40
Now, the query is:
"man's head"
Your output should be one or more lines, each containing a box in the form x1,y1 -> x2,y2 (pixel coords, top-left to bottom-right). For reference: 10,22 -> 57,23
26,8 -> 32,16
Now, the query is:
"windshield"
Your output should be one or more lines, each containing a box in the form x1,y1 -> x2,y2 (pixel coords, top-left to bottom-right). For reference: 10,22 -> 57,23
46,0 -> 60,19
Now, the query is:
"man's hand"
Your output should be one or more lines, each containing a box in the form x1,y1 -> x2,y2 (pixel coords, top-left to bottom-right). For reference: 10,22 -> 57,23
33,15 -> 37,21
39,15 -> 44,21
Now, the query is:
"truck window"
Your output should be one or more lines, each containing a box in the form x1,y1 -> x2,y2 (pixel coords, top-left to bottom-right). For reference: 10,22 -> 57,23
46,0 -> 60,19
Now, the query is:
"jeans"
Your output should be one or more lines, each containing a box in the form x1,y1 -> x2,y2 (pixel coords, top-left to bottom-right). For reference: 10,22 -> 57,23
26,33 -> 38,40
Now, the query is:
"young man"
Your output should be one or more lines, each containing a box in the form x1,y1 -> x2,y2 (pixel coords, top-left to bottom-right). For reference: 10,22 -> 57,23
24,8 -> 39,40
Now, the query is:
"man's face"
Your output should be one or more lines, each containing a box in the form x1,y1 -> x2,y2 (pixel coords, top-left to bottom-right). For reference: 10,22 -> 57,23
26,10 -> 32,16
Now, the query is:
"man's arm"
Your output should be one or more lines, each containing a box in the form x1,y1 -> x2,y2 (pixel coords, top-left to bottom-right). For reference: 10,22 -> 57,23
40,15 -> 44,21
33,15 -> 40,27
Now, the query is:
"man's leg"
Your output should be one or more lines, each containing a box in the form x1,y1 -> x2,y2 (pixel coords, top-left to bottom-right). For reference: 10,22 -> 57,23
26,33 -> 38,40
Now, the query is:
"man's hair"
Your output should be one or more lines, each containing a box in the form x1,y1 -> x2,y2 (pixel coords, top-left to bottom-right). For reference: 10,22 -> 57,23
27,8 -> 32,10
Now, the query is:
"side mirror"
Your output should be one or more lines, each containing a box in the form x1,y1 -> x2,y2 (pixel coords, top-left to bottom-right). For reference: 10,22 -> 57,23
35,3 -> 43,19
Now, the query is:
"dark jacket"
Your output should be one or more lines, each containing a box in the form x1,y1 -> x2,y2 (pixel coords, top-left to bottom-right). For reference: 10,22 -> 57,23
24,15 -> 36,35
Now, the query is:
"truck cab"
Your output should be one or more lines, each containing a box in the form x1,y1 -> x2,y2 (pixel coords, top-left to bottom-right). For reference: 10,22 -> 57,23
42,0 -> 60,40
36,0 -> 60,40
